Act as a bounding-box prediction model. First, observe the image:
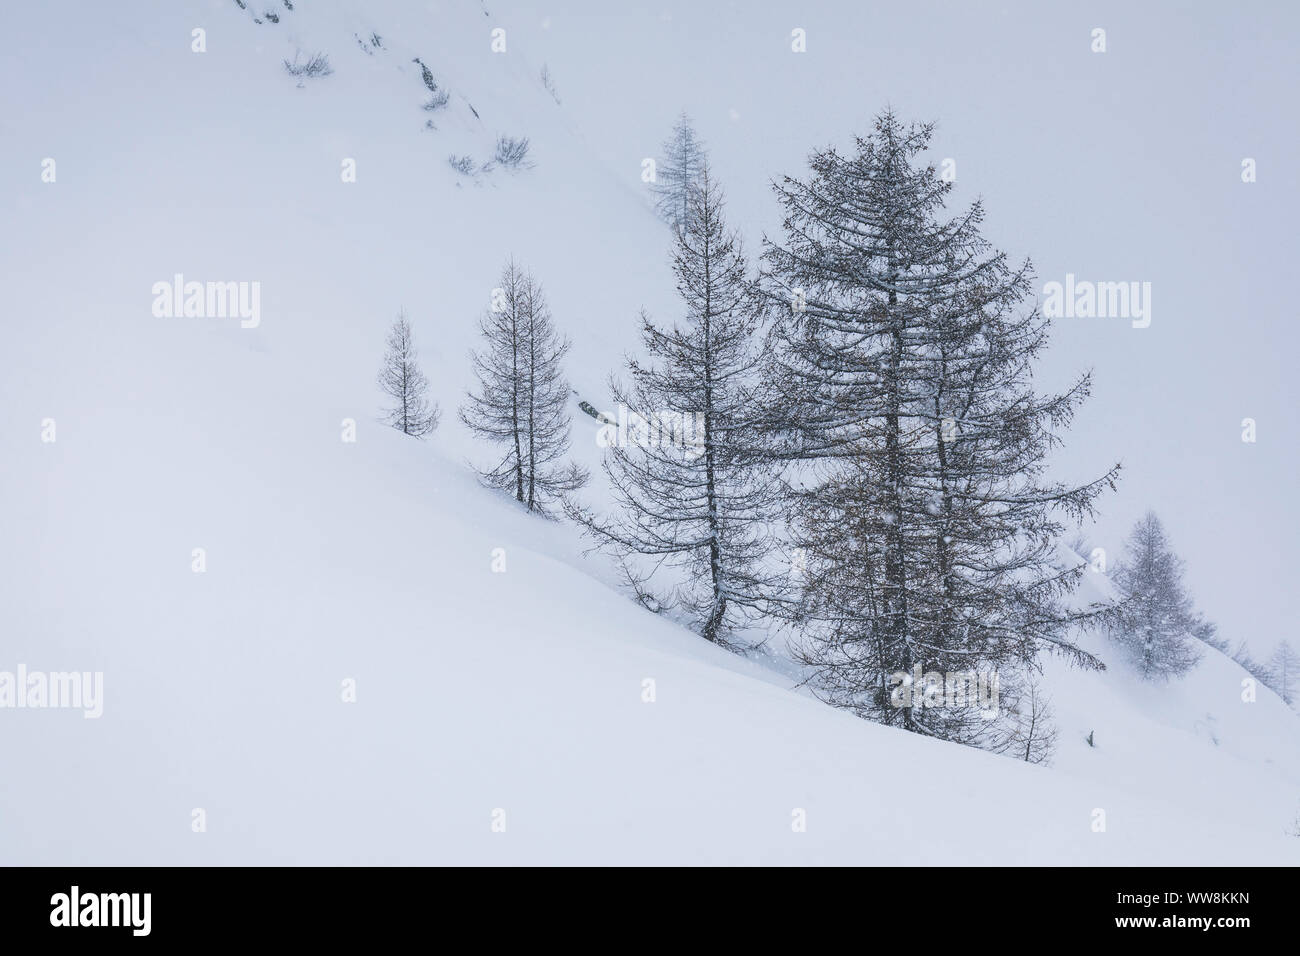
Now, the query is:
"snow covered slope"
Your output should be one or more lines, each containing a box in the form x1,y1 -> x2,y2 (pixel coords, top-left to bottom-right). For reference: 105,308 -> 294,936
1,0 -> 1297,864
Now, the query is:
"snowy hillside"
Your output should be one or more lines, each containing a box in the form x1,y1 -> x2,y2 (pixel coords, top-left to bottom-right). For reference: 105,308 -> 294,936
1,0 -> 1297,865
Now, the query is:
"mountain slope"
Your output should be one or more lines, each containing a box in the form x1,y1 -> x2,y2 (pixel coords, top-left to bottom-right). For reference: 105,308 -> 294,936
1,0 -> 1297,865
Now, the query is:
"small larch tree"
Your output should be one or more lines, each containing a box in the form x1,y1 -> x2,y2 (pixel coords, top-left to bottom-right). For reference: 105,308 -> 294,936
976,669 -> 1058,765
378,311 -> 440,437
1109,511 -> 1203,680
1267,641 -> 1299,705
652,113 -> 707,233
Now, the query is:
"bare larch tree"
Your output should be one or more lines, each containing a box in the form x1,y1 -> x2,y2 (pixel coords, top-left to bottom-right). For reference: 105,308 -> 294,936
377,311 -> 440,438
573,164 -> 780,648
461,259 -> 586,515
652,112 -> 707,234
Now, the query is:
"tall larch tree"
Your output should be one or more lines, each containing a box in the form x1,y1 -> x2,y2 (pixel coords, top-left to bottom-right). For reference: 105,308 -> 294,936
574,164 -> 780,648
762,110 -> 1120,740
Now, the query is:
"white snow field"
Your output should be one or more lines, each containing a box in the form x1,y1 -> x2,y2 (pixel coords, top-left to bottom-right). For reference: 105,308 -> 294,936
1,0 -> 1297,865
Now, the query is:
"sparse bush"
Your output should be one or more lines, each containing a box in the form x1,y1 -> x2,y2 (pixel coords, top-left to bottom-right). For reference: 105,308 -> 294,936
448,155 -> 475,176
541,64 -> 560,104
423,90 -> 450,111
493,135 -> 532,169
976,670 -> 1058,765
284,51 -> 333,80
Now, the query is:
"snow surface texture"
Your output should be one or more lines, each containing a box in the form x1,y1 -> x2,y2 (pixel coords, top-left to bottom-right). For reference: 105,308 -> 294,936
1,0 -> 1297,864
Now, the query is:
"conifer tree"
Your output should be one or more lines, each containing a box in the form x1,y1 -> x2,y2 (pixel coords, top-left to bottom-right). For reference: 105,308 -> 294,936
652,113 -> 707,233
574,165 -> 779,647
762,111 -> 1119,738
1109,511 -> 1203,680
1267,641 -> 1299,705
461,260 -> 586,514
1190,615 -> 1228,653
976,669 -> 1058,765
378,311 -> 440,437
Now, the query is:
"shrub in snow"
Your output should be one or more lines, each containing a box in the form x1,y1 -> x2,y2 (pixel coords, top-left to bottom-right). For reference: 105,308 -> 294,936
412,58 -> 439,93
283,51 -> 332,81
447,155 -> 475,176
493,135 -> 532,170
541,64 -> 560,104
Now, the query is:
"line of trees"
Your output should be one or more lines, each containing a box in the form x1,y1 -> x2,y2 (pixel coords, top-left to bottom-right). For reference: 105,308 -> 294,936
1203,617 -> 1297,707
1106,510 -> 1296,706
569,109 -> 1123,754
374,263 -> 588,519
375,111 -> 1287,765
